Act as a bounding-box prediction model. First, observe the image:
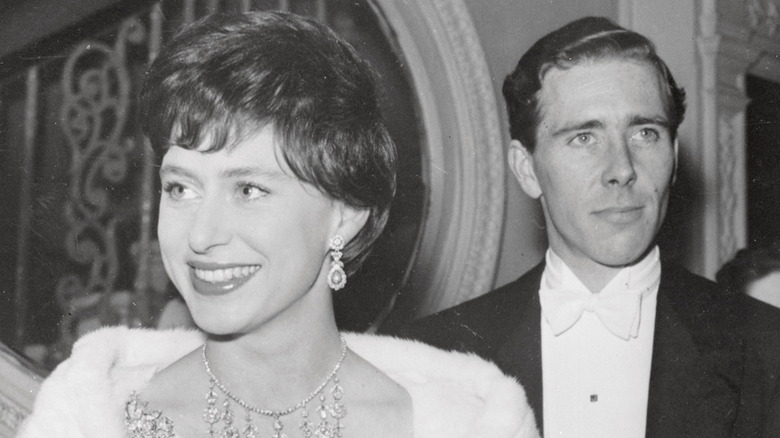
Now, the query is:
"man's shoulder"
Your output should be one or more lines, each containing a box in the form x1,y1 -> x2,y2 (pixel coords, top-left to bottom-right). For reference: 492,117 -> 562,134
412,261 -> 542,325
437,264 -> 541,317
658,261 -> 744,352
660,262 -> 718,292
392,262 -> 544,356
659,262 -> 736,316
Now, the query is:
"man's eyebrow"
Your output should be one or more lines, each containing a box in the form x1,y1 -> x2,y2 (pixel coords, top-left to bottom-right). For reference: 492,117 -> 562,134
628,114 -> 671,128
550,115 -> 671,138
551,120 -> 604,137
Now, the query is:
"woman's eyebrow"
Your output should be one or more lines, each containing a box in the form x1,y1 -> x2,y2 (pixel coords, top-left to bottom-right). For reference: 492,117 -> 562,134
159,164 -> 195,179
220,166 -> 288,180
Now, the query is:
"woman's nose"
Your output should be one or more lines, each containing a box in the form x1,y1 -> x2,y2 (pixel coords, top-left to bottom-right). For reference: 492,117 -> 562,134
187,196 -> 232,253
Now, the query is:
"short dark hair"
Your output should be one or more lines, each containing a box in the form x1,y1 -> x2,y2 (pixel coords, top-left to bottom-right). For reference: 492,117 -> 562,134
716,245 -> 780,296
502,16 -> 686,152
139,11 -> 397,275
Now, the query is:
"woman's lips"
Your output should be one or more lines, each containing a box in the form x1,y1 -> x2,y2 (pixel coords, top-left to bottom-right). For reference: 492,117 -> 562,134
188,264 -> 260,296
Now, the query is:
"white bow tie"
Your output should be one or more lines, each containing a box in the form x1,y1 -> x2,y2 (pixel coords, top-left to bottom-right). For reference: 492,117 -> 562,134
539,287 -> 644,340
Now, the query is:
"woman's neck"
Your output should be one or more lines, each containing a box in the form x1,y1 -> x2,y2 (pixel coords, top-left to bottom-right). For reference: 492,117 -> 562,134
202,299 -> 344,411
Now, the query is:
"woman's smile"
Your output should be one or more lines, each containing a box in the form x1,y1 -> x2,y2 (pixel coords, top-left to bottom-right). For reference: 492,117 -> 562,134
188,263 -> 260,296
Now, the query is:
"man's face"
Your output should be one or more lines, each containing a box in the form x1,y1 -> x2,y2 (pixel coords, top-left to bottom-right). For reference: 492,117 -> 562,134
510,59 -> 677,280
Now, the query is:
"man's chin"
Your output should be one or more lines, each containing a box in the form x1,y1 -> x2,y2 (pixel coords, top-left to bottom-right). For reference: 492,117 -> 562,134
595,243 -> 656,268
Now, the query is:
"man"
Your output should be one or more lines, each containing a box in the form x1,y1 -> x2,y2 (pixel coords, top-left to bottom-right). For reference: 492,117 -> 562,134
399,17 -> 742,437
717,246 -> 780,437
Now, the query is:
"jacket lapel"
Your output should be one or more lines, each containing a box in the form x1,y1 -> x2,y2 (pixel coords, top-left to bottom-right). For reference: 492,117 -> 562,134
646,265 -> 740,437
495,263 -> 545,433
646,290 -> 695,436
492,261 -> 692,435
488,261 -> 737,437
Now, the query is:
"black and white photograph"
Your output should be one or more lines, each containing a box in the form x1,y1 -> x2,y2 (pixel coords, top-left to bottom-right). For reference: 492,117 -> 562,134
0,1 -> 779,437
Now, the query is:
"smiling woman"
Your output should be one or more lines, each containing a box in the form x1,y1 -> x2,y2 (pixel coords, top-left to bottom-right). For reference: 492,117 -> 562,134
156,126 -> 373,337
15,10 -> 538,438
0,0 -> 507,366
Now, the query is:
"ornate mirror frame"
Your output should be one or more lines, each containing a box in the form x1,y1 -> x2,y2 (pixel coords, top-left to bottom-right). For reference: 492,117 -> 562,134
373,0 -> 504,319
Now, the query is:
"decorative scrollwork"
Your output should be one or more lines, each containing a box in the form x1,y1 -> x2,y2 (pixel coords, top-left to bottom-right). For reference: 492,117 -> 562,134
54,16 -> 147,355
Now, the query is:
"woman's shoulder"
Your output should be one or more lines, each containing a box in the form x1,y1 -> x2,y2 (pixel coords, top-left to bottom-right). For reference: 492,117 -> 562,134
17,326 -> 204,438
62,326 -> 204,392
343,332 -> 540,438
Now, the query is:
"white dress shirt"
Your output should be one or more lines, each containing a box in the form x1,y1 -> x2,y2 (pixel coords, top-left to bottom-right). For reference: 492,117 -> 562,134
541,247 -> 660,437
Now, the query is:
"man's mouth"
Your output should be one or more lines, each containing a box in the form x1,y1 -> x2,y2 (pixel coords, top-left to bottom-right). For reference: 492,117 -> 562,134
594,206 -> 644,224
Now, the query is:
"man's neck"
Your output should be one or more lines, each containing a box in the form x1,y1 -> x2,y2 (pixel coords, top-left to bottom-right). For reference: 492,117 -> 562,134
548,246 -> 657,293
559,257 -> 621,293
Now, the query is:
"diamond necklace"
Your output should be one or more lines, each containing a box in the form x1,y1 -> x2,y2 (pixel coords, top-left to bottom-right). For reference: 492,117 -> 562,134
202,335 -> 348,438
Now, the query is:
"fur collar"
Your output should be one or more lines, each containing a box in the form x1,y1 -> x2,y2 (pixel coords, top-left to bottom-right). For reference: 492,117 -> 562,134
19,327 -> 538,437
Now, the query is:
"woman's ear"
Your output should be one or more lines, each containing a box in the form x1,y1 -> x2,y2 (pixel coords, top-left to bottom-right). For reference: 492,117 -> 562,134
508,140 -> 542,199
334,204 -> 370,242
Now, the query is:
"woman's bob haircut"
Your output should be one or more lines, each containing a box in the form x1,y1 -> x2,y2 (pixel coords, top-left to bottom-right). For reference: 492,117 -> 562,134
139,11 -> 397,276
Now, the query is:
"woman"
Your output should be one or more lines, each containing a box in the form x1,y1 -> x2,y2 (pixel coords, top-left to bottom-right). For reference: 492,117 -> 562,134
18,11 -> 538,437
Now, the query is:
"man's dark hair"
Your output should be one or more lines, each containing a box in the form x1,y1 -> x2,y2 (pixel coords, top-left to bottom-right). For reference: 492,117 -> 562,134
717,245 -> 780,296
502,16 -> 687,152
139,11 -> 397,275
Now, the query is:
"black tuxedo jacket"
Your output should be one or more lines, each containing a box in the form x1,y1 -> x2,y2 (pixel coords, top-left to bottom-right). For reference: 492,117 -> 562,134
398,262 -> 744,437
733,297 -> 780,438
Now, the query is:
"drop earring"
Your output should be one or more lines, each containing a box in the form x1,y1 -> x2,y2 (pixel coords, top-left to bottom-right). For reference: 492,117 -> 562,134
327,235 -> 346,291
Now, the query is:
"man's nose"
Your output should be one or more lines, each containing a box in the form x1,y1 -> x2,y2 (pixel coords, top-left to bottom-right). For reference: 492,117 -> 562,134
188,196 -> 231,253
602,139 -> 637,187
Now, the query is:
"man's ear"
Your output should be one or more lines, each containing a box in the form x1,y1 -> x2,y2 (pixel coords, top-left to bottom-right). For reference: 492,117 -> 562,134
508,139 -> 542,199
672,138 -> 679,185
333,204 -> 370,243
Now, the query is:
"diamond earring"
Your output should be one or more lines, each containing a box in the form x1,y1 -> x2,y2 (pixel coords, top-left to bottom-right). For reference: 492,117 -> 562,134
327,235 -> 346,291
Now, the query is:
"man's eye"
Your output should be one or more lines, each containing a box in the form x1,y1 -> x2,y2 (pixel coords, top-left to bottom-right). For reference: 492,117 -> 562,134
570,133 -> 595,147
634,128 -> 659,142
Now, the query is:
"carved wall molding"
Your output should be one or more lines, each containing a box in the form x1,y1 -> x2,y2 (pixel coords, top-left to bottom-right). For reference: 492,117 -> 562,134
0,394 -> 27,437
717,111 -> 743,262
694,0 -> 780,271
375,0 -> 504,317
0,343 -> 42,437
747,0 -> 779,37
696,0 -> 729,275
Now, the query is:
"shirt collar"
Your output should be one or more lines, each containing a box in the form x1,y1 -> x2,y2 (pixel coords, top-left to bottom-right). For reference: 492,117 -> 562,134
543,246 -> 661,298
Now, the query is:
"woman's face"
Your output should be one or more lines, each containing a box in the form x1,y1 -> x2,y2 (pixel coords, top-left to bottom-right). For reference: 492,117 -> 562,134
157,125 -> 342,336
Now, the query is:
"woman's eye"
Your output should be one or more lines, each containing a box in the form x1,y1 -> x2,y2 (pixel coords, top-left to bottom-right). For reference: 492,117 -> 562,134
163,182 -> 195,201
237,183 -> 267,200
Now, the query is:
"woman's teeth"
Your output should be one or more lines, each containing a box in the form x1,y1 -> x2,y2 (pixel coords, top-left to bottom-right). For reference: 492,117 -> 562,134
194,265 -> 260,283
